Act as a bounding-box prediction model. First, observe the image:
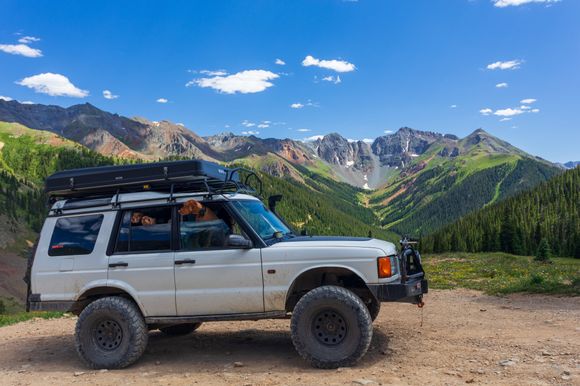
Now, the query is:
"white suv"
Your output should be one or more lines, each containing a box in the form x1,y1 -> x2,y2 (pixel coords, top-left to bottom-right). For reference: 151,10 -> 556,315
27,160 -> 427,369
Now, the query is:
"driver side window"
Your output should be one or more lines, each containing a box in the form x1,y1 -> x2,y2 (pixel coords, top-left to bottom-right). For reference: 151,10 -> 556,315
178,200 -> 248,250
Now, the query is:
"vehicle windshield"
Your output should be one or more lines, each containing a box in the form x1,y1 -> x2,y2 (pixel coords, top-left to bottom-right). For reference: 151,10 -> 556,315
231,200 -> 292,241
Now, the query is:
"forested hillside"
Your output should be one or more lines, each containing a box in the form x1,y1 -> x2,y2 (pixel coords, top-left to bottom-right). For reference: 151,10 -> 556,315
421,167 -> 580,258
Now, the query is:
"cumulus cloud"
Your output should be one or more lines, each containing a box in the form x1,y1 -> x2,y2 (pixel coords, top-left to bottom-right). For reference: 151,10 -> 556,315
496,82 -> 509,88
531,108 -> 540,113
450,104 -> 457,108
384,130 -> 393,134
0,96 -> 13,101
18,36 -> 40,44
480,108 -> 493,116
297,128 -> 311,132
302,55 -> 356,73
257,121 -> 270,129
16,73 -> 88,97
362,138 -> 374,143
102,90 -> 119,100
275,58 -> 286,65
520,98 -> 537,104
322,75 -> 342,84
242,120 -> 256,127
241,130 -> 259,135
486,60 -> 523,70
190,69 -> 279,94
493,108 -> 525,117
500,117 -> 512,122
291,100 -> 318,109
0,43 -> 42,58
493,0 -> 560,7
156,98 -> 168,103
291,103 -> 304,109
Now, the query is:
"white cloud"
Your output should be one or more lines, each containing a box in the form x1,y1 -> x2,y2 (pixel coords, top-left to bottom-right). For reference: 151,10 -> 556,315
480,108 -> 493,115
242,120 -> 256,127
291,103 -> 304,109
302,55 -> 356,73
500,117 -> 512,122
156,98 -> 168,103
199,69 -> 228,76
384,130 -> 393,134
520,105 -> 531,110
486,60 -> 523,70
190,69 -> 279,94
450,104 -> 457,108
520,98 -> 537,104
0,43 -> 42,58
493,0 -> 560,8
257,121 -> 270,129
362,138 -> 374,143
496,82 -> 509,88
494,108 -> 525,117
531,108 -> 540,113
322,75 -> 342,84
20,101 -> 35,104
275,58 -> 285,65
18,36 -> 40,44
16,73 -> 88,97
102,90 -> 119,100
291,100 -> 318,109
297,128 -> 311,132
241,130 -> 259,135
303,135 -> 324,142
0,96 -> 13,101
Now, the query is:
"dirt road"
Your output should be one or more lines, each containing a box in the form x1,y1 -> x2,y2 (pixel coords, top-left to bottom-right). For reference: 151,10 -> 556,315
0,289 -> 578,385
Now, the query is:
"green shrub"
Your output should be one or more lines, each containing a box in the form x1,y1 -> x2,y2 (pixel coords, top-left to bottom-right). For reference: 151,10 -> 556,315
535,238 -> 552,263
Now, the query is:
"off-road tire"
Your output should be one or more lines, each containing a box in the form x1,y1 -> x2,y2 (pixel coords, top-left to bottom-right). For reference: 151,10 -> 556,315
367,298 -> 381,322
159,323 -> 202,336
290,285 -> 373,369
75,296 -> 148,369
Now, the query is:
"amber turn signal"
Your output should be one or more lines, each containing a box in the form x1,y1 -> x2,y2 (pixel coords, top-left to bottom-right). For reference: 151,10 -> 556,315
377,256 -> 392,278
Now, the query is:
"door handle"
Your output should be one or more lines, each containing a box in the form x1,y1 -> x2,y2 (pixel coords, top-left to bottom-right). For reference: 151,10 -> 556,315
175,259 -> 196,265
109,262 -> 128,268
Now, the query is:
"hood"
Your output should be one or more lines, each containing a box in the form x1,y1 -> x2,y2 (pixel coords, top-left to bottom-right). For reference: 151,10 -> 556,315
272,236 -> 397,255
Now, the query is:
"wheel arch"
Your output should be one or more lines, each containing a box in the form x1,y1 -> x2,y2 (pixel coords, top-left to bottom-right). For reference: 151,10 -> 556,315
285,266 -> 375,312
72,282 -> 145,316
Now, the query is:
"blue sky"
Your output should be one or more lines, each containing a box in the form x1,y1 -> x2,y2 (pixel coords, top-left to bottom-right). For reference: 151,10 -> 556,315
0,0 -> 578,162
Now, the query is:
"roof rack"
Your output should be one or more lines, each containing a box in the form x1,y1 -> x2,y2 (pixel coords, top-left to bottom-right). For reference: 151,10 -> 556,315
45,160 -> 263,207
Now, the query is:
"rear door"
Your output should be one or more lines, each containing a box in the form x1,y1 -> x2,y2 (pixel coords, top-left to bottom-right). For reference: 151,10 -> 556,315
173,201 -> 264,316
107,206 -> 176,316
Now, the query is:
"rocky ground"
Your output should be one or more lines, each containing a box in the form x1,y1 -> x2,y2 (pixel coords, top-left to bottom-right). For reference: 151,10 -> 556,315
0,289 -> 578,385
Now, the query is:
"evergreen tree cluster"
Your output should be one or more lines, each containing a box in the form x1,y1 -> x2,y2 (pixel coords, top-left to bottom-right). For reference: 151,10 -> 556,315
421,167 -> 580,258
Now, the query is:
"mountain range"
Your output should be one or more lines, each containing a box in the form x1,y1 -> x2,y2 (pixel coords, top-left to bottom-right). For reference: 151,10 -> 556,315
0,99 -> 563,237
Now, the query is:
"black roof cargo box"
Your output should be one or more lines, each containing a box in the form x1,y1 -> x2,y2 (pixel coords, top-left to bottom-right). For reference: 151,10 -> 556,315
45,160 -> 260,200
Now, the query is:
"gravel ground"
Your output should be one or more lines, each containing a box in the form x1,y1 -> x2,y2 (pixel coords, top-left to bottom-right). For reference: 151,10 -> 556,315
0,289 -> 578,386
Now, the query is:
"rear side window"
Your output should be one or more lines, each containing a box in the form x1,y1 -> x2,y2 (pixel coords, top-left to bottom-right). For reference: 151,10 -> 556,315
114,207 -> 172,253
49,214 -> 104,256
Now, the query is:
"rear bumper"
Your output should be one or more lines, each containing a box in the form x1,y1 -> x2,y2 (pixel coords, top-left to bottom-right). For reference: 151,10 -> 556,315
368,278 -> 428,303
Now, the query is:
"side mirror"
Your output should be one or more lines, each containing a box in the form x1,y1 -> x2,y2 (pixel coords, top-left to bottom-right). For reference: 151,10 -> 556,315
227,234 -> 252,249
268,194 -> 283,212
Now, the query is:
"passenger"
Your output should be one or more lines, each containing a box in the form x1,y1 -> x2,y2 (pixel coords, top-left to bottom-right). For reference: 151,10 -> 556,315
131,211 -> 144,225
141,216 -> 157,226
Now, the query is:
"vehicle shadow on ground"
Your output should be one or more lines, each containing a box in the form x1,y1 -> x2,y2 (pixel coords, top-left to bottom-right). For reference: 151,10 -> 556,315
3,326 -> 392,372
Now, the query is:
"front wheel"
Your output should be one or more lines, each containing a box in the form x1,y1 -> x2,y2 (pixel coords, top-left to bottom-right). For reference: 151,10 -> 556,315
290,285 -> 373,369
75,297 -> 148,369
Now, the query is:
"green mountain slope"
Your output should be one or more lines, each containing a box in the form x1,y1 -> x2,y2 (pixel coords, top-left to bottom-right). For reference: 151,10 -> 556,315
420,167 -> 580,258
369,129 -> 561,236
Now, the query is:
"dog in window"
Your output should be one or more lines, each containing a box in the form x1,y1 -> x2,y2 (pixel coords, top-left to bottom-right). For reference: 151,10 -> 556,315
179,199 -> 218,221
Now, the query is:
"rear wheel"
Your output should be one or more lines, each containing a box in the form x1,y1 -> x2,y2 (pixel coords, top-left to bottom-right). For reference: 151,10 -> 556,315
290,285 -> 373,369
75,297 -> 148,369
159,323 -> 202,336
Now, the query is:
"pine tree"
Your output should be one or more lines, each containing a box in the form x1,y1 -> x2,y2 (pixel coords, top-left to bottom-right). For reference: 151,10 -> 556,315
535,238 -> 551,263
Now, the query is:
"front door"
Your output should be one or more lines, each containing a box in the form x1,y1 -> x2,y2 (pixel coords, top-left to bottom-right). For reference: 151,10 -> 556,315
174,200 -> 264,316
108,206 -> 176,316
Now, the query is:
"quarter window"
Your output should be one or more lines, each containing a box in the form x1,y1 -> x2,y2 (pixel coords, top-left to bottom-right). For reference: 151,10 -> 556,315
115,207 -> 172,253
49,214 -> 104,256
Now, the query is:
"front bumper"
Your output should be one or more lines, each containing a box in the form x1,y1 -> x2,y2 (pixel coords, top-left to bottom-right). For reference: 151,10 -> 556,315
368,278 -> 428,303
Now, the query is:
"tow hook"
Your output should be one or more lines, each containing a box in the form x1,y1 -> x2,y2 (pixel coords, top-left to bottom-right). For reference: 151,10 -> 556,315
416,295 -> 425,308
